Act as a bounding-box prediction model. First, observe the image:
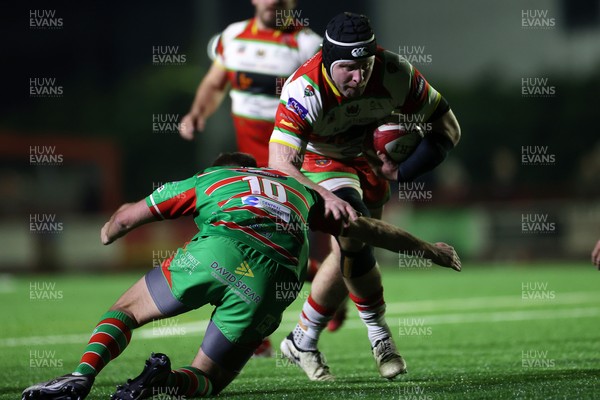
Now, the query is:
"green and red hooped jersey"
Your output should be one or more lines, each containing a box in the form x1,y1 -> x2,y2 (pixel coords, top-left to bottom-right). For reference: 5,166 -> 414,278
145,166 -> 338,279
270,48 -> 443,160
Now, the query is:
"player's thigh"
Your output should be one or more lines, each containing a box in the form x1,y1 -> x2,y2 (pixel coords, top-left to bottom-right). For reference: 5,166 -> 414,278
143,236 -> 247,323
109,276 -> 163,327
209,241 -> 301,347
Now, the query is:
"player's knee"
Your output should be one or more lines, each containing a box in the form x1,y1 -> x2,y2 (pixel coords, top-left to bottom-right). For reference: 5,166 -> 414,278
338,235 -> 364,252
200,322 -> 257,386
332,187 -> 370,217
341,245 -> 377,278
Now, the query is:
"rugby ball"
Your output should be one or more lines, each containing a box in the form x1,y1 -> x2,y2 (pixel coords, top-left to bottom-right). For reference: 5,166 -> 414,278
373,123 -> 424,162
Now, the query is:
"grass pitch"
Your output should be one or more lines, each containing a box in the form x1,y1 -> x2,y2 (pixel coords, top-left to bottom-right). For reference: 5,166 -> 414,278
1,263 -> 598,399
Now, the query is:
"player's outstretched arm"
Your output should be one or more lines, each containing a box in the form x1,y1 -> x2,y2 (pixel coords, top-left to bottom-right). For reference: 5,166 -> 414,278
101,200 -> 156,245
179,62 -> 229,140
340,216 -> 461,271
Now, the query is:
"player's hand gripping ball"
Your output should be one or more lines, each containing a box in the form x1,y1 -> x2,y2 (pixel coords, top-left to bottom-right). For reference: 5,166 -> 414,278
372,123 -> 424,163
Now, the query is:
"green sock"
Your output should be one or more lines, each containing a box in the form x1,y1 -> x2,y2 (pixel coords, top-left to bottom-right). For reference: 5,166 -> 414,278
166,366 -> 213,397
74,310 -> 136,376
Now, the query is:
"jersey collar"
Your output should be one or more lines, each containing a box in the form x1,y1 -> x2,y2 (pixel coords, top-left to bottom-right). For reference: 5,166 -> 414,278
250,17 -> 282,38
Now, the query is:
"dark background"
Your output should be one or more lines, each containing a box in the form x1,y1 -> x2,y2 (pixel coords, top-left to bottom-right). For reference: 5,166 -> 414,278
1,1 -> 599,269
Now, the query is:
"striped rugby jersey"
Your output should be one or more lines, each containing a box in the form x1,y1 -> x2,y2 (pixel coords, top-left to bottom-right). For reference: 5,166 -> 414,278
145,166 -> 336,279
215,18 -> 322,122
270,48 -> 444,159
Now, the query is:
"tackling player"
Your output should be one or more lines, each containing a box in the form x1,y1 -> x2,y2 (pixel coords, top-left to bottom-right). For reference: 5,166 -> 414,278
269,12 -> 461,380
22,152 -> 460,400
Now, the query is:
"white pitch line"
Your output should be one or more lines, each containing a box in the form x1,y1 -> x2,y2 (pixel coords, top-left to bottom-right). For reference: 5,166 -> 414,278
0,293 -> 600,348
276,306 -> 600,331
373,291 -> 598,315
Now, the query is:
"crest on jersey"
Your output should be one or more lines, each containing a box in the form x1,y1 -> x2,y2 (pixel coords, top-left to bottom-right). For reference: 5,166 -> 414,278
315,159 -> 332,167
304,85 -> 315,97
345,104 -> 360,116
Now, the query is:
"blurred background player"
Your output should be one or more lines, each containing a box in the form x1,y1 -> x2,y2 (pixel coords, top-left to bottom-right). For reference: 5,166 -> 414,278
269,12 -> 460,380
22,152 -> 461,400
178,0 -> 322,167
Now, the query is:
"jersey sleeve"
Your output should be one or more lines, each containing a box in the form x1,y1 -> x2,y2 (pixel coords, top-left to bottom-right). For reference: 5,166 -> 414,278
145,176 -> 198,220
270,73 -> 319,151
206,33 -> 221,62
213,33 -> 225,67
384,51 -> 443,122
213,20 -> 249,69
400,64 -> 442,121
